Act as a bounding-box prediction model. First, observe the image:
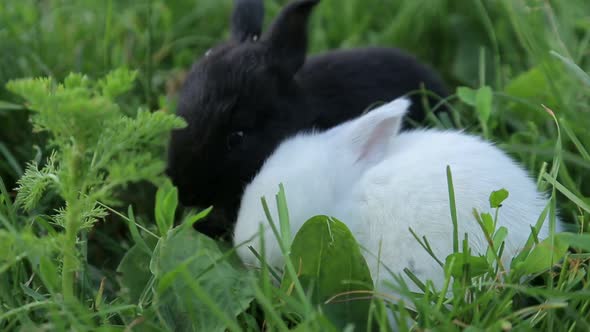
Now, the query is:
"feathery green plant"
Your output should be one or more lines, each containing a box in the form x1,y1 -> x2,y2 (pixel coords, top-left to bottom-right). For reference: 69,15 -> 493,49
5,69 -> 185,305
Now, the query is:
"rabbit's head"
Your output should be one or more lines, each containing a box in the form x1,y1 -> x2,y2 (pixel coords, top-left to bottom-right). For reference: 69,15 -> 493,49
167,0 -> 320,223
233,97 -> 411,267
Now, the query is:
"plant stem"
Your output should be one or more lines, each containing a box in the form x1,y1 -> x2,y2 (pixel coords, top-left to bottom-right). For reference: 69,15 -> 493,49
61,146 -> 83,304
62,200 -> 80,304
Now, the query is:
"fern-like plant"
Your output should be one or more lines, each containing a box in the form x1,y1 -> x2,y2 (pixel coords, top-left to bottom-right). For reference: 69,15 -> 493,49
6,69 -> 186,304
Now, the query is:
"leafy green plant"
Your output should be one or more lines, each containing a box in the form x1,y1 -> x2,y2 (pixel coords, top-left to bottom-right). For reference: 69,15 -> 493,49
280,216 -> 374,330
5,69 -> 185,305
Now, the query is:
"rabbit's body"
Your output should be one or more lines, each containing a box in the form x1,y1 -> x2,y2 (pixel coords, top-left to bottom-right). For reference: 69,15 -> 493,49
343,130 -> 551,288
166,0 -> 449,238
298,47 -> 448,128
234,98 -> 559,293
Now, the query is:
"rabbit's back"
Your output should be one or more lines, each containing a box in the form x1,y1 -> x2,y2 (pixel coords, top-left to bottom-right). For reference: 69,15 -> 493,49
298,47 -> 448,129
348,130 -> 553,289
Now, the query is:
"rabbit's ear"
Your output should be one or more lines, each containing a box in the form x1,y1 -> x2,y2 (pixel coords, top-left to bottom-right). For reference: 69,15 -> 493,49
231,0 -> 265,42
262,0 -> 319,77
346,98 -> 411,165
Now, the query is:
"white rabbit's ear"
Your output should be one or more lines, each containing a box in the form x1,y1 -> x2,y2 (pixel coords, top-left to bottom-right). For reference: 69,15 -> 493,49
346,97 -> 411,164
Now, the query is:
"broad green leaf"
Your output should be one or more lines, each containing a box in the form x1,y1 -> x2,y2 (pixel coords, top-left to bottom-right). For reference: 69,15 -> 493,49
116,237 -> 157,303
518,235 -> 568,275
155,181 -> 178,236
153,226 -> 254,332
20,283 -> 46,302
505,66 -> 550,99
559,233 -> 590,252
281,215 -> 374,331
475,86 -> 493,124
489,189 -> 509,208
444,253 -> 489,279
456,87 -> 476,106
481,213 -> 495,236
504,65 -> 558,112
493,227 -> 508,249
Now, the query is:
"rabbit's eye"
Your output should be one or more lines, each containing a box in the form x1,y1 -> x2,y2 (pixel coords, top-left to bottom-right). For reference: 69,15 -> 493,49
226,131 -> 245,150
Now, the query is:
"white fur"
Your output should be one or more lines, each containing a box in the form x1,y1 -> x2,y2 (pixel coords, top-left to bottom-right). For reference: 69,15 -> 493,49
233,97 -> 561,294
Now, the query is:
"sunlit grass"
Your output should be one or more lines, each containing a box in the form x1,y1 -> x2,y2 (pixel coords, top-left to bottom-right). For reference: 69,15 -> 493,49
0,0 -> 589,330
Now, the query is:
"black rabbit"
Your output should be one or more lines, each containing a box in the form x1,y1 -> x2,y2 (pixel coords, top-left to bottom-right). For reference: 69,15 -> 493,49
167,0 -> 449,238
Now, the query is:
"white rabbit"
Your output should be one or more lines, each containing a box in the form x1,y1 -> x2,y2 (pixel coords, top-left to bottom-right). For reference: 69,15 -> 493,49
233,97 -> 560,293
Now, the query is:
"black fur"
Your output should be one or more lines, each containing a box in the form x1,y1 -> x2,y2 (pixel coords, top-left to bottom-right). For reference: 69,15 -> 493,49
231,0 -> 265,42
167,0 -> 449,238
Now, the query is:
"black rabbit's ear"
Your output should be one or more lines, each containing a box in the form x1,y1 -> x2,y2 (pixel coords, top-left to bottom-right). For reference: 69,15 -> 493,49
262,0 -> 320,77
231,0 -> 265,42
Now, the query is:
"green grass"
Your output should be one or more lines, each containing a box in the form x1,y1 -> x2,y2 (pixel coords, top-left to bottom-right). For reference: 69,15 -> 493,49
1,0 -> 590,331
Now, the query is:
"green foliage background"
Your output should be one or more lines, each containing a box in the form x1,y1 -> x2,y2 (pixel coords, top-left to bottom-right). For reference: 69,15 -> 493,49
0,0 -> 589,331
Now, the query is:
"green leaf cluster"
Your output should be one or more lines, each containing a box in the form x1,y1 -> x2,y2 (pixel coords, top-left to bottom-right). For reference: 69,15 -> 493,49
116,185 -> 255,332
5,68 -> 185,304
7,68 -> 186,219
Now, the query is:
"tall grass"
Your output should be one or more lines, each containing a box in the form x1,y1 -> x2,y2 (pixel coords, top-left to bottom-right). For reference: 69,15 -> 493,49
0,0 -> 589,330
